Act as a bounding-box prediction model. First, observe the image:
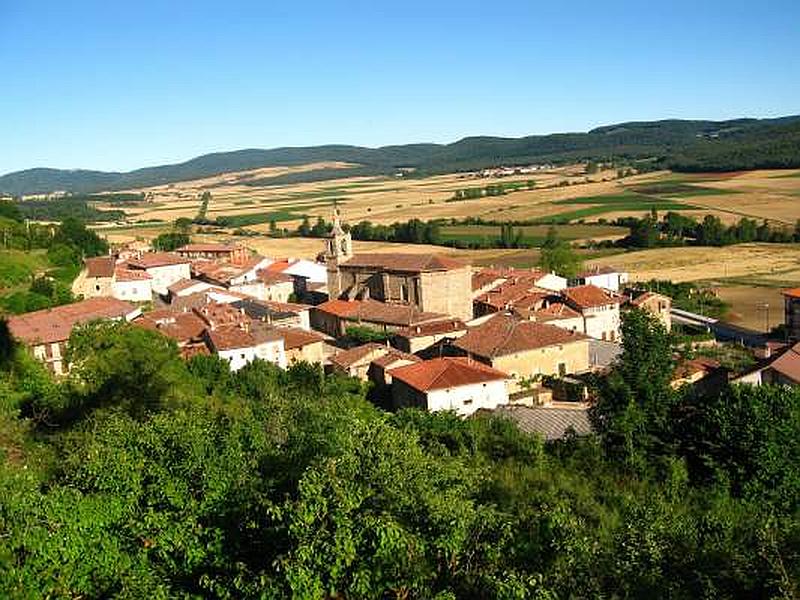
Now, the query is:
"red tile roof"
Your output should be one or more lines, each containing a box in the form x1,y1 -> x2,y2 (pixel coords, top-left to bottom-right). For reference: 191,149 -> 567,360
114,267 -> 152,282
531,302 -> 582,321
454,313 -> 588,358
342,253 -> 467,272
134,310 -> 207,344
194,302 -> 249,329
85,256 -> 116,278
275,326 -> 324,350
8,298 -> 137,345
127,252 -> 190,269
205,326 -> 256,351
765,342 -> 800,384
394,319 -> 467,338
330,343 -> 390,369
471,267 -> 546,292
263,259 -> 291,273
562,284 -> 620,309
167,278 -> 204,294
257,270 -> 294,285
390,357 -> 508,392
783,288 -> 800,299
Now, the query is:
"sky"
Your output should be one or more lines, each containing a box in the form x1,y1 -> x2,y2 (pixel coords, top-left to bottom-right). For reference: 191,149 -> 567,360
0,0 -> 798,174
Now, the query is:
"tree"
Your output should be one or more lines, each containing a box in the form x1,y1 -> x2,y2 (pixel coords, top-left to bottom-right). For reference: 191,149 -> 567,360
152,231 -> 190,251
538,227 -> 582,277
592,309 -> 676,468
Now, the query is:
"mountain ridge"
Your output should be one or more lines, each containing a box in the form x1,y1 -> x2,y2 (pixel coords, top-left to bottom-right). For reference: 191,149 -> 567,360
3,114 -> 799,195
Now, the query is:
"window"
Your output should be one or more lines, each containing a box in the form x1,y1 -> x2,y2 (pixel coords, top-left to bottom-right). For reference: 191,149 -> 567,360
463,398 -> 473,405
558,362 -> 567,377
95,284 -> 100,291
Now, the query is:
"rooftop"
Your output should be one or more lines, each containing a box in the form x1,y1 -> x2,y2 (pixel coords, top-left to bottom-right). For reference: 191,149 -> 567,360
134,310 -> 207,344
114,267 -> 152,282
487,404 -> 593,441
85,256 -> 116,278
8,297 -> 137,345
389,357 -> 509,392
314,299 -> 445,327
126,252 -> 190,269
394,319 -> 468,338
562,284 -> 620,309
454,313 -> 588,358
342,253 -> 467,273
176,243 -> 240,253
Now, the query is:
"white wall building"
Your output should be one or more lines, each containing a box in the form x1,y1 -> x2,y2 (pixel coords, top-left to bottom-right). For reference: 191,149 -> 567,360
390,357 -> 510,417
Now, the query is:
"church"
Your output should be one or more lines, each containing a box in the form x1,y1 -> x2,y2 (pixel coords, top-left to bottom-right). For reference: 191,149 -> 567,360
323,210 -> 473,321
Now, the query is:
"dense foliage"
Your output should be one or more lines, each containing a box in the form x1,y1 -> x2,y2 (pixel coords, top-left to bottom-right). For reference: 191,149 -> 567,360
613,210 -> 798,249
0,313 -> 798,598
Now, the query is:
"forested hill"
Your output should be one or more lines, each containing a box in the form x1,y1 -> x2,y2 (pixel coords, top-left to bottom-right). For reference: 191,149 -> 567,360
2,114 -> 800,195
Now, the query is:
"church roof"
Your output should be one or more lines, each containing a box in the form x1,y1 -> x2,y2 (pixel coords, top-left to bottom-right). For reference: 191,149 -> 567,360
341,253 -> 467,273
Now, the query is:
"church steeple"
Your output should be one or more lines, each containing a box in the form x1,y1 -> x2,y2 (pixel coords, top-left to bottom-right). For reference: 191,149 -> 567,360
325,205 -> 352,263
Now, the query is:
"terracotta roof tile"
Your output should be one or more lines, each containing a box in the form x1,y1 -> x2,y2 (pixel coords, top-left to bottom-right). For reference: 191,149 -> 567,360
394,319 -> 468,338
315,299 -> 445,327
134,310 -> 207,344
85,256 -> 116,278
454,313 -> 588,358
783,288 -> 800,299
562,284 -> 620,309
127,252 -> 190,269
274,326 -> 324,349
330,343 -> 390,369
114,267 -> 152,282
342,253 -> 467,272
8,297 -> 137,345
390,357 -> 508,392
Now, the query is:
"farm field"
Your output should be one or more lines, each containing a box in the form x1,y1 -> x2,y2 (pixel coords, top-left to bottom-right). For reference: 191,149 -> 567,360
439,223 -> 628,245
84,164 -> 800,238
712,285 -> 786,332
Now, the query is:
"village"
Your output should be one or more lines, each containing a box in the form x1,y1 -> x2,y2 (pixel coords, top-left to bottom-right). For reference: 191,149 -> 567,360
7,208 -> 799,442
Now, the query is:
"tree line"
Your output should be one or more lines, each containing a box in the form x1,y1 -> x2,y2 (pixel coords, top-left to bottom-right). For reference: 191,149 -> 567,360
609,210 -> 799,249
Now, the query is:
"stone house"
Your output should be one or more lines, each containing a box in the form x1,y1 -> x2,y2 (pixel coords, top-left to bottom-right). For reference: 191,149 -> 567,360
202,325 -> 286,371
8,297 -> 140,375
452,313 -> 590,392
628,290 -> 672,332
176,243 -> 250,264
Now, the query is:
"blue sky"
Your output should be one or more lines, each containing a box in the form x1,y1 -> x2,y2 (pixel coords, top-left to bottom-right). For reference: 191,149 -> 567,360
0,0 -> 798,174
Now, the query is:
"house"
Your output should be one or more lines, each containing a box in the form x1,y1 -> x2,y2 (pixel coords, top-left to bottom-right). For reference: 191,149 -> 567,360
485,403 -> 593,441
73,256 -> 115,298
324,210 -> 473,320
671,357 -> 723,388
392,319 -> 468,354
265,258 -> 328,301
7,297 -> 140,374
133,308 -> 208,357
73,256 -> 154,303
628,290 -> 672,332
452,313 -> 590,391
125,253 -> 192,295
782,288 -> 800,341
175,243 -> 250,264
311,298 -> 446,338
191,256 -> 273,299
257,270 -> 295,303
527,302 -> 584,333
329,342 -> 403,380
278,327 -> 326,365
111,267 -> 153,302
472,267 -> 567,298
571,266 -> 629,292
202,325 -> 286,371
561,285 -> 622,341
230,298 -> 312,331
390,357 -> 511,416
734,341 -> 800,386
167,278 -> 214,301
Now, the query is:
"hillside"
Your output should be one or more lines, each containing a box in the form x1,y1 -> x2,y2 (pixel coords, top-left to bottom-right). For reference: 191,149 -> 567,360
2,115 -> 799,195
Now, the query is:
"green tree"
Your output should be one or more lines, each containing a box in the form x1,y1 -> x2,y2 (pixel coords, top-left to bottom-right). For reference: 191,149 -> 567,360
593,309 -> 676,469
538,227 -> 582,277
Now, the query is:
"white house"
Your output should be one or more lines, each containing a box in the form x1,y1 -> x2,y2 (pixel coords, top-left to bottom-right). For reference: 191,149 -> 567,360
562,285 -> 622,342
111,268 -> 153,302
202,325 -> 287,371
126,253 -> 192,295
283,259 -> 328,286
390,357 -> 510,417
573,267 -> 629,292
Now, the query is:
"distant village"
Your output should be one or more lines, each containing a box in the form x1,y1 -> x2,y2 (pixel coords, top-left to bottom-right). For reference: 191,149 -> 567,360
8,209 -> 800,441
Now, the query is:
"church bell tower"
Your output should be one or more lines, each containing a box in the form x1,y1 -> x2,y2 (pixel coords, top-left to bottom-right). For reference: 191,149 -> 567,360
325,206 -> 352,299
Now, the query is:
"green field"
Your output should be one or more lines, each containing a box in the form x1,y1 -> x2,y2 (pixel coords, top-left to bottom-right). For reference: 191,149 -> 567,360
533,192 -> 696,223
627,182 -> 739,197
439,223 -> 628,245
